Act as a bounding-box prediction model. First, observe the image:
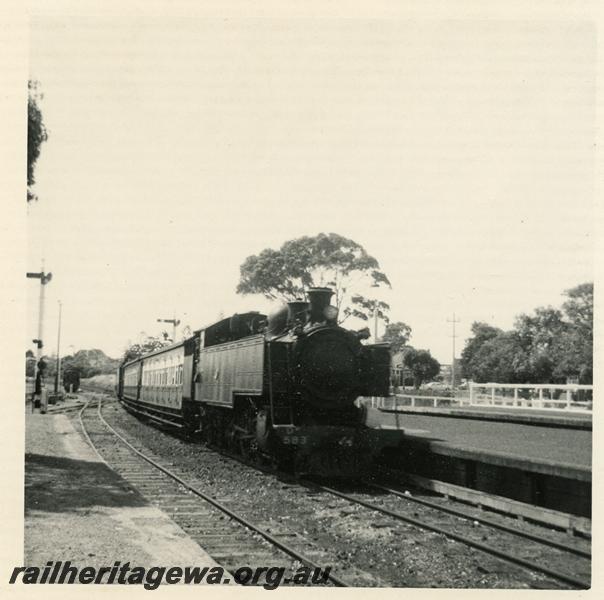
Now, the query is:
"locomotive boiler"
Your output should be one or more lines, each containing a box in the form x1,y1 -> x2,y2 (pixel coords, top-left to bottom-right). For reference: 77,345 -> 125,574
117,287 -> 400,478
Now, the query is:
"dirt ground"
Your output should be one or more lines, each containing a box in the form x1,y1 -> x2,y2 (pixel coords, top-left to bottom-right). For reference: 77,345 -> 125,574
24,412 -> 220,571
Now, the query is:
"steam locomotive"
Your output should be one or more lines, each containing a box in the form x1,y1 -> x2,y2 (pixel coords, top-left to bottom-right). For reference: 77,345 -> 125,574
117,288 -> 401,477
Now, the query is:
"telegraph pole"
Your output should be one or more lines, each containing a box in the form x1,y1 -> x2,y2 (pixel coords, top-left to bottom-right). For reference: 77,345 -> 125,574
447,312 -> 460,390
54,300 -> 62,394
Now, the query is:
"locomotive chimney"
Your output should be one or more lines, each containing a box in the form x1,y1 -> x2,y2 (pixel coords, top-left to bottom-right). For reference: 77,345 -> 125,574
307,287 -> 334,323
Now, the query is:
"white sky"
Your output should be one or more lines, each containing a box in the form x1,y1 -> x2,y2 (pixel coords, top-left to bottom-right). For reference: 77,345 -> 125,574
27,16 -> 595,363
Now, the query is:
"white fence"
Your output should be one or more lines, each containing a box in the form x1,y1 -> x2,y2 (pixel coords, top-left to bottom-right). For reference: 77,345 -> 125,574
467,383 -> 593,412
371,395 -> 462,410
368,382 -> 593,413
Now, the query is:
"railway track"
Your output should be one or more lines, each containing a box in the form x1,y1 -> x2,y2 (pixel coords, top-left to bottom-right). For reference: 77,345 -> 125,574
83,394 -> 591,588
301,480 -> 590,589
199,438 -> 590,587
197,441 -> 591,588
77,397 -> 371,587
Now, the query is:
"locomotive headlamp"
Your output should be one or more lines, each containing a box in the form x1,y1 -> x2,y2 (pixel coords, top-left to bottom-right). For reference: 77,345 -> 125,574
323,305 -> 339,322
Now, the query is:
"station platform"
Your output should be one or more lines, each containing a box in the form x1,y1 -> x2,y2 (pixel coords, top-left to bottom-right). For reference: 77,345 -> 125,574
367,408 -> 592,518
379,402 -> 592,430
25,412 -> 221,573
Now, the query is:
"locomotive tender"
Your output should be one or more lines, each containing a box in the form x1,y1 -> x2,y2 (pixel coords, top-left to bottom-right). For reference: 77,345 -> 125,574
117,288 -> 401,477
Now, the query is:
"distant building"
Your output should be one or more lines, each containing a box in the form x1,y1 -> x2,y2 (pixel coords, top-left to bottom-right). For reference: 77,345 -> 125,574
391,350 -> 415,387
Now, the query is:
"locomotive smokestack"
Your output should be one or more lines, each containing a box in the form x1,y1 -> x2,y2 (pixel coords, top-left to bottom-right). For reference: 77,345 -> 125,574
307,287 -> 334,323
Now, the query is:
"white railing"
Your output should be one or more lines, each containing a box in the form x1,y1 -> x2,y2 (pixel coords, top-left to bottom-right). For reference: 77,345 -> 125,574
373,395 -> 464,410
467,383 -> 593,412
365,382 -> 593,413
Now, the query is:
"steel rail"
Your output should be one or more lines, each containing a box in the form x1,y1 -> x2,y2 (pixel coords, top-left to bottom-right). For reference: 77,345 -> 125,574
305,481 -> 589,590
102,394 -> 589,588
367,482 -> 590,559
77,397 -> 111,464
80,398 -> 348,587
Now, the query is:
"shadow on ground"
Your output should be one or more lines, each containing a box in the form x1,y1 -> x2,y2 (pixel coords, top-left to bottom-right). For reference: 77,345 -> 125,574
25,453 -> 147,515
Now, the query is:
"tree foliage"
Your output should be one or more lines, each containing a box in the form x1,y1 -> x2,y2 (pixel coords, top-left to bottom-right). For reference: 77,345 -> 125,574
562,282 -> 593,332
553,282 -> 593,383
460,283 -> 593,384
27,80 -> 48,202
460,322 -> 502,379
237,233 -> 391,323
123,336 -> 170,363
381,321 -> 412,354
464,332 -> 531,383
403,348 -> 440,389
41,349 -> 120,379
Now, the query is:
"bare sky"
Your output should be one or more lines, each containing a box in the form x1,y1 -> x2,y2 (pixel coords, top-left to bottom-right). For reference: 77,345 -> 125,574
27,15 -> 595,363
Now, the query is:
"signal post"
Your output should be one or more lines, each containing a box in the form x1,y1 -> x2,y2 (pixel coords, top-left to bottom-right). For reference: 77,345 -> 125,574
27,267 -> 52,412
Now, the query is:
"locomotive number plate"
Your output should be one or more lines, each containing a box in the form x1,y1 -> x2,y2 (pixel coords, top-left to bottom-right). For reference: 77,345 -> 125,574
283,436 -> 307,445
